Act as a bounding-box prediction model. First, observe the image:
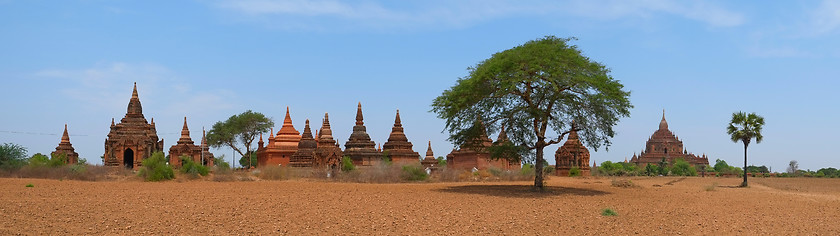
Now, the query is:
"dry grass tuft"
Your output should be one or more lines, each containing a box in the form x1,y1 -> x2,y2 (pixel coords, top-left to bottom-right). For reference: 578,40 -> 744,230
611,179 -> 638,188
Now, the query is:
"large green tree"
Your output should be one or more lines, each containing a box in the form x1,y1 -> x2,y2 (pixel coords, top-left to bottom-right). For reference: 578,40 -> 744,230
0,142 -> 27,170
726,111 -> 764,187
207,110 -> 274,169
431,36 -> 632,189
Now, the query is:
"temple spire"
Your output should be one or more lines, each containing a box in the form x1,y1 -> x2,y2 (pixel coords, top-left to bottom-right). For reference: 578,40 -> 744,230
355,102 -> 364,126
394,109 -> 402,127
180,117 -> 190,139
201,127 -> 207,147
126,82 -> 143,117
61,124 -> 70,143
110,118 -> 115,127
659,109 -> 668,130
497,124 -> 508,142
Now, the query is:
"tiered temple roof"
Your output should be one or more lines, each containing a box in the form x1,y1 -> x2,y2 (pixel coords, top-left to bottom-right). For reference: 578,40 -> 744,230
629,110 -> 710,166
421,141 -> 438,168
382,110 -> 420,165
52,124 -> 79,164
343,103 -> 381,166
314,113 -> 343,168
446,121 -> 518,170
554,126 -> 590,176
104,83 -> 163,169
289,119 -> 317,167
169,117 -> 213,168
257,107 -> 301,167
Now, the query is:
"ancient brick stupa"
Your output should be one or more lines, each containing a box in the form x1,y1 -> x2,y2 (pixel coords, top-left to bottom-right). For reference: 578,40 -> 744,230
313,113 -> 343,168
420,141 -> 438,168
343,103 -> 380,166
382,110 -> 420,165
289,119 -> 317,167
257,107 -> 301,167
168,117 -> 213,168
52,124 -> 79,164
629,110 -> 710,166
554,126 -> 590,176
104,83 -> 163,169
446,120 -> 517,170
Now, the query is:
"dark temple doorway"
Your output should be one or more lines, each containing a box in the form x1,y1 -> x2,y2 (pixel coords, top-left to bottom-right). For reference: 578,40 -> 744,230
123,149 -> 134,169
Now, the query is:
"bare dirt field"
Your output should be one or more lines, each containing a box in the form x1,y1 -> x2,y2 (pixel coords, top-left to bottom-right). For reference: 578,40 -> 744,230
1,176 -> 839,235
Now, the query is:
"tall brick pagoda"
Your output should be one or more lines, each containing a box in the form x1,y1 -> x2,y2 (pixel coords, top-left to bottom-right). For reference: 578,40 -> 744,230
257,107 -> 301,167
554,126 -> 590,176
421,141 -> 438,168
629,110 -> 710,166
382,110 -> 420,165
169,117 -> 213,168
52,124 -> 79,164
104,83 -> 163,169
313,113 -> 343,168
289,119 -> 317,167
343,103 -> 380,166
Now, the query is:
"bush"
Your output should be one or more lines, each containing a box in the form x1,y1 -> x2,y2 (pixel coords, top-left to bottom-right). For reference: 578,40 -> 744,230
0,143 -> 28,170
180,156 -> 209,178
436,156 -> 447,167
138,152 -> 174,181
520,164 -> 535,176
341,156 -> 355,172
401,165 -> 429,181
569,166 -> 581,177
670,159 -> 697,176
601,208 -> 618,216
25,183 -> 34,187
611,179 -> 637,188
214,156 -> 231,172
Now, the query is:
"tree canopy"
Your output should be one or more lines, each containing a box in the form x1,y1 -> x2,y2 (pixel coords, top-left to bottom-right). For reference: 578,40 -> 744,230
0,142 -> 28,170
431,36 -> 632,188
206,110 -> 274,168
726,111 -> 765,187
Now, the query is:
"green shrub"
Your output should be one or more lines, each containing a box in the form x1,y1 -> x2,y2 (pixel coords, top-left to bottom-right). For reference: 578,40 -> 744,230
436,156 -> 447,167
28,153 -> 50,167
520,164 -> 535,176
400,165 -> 428,181
138,151 -> 174,181
601,208 -> 618,216
569,166 -> 581,177
180,156 -> 209,178
68,163 -> 86,174
25,183 -> 34,187
341,156 -> 355,172
670,159 -> 697,176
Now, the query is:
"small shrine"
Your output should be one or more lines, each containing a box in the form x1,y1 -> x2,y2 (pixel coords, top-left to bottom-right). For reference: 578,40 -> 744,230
168,117 -> 213,168
554,127 -> 590,176
52,124 -> 79,164
103,83 -> 163,169
382,110 -> 420,165
343,103 -> 381,166
257,107 -> 301,167
289,119 -> 317,167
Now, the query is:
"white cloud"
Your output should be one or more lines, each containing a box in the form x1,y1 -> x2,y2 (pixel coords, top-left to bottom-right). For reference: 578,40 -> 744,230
811,0 -> 840,35
211,0 -> 744,31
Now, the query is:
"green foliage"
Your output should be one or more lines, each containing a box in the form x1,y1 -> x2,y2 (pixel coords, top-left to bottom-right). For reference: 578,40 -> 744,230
601,208 -> 618,216
430,36 -> 632,189
569,166 -> 581,177
138,151 -> 174,181
28,153 -> 50,167
817,167 -> 840,178
436,156 -> 447,167
341,156 -> 355,172
713,159 -> 730,172
381,151 -> 392,166
670,159 -> 697,176
214,156 -> 231,171
727,111 -> 765,187
48,153 -> 67,167
180,156 -> 209,178
746,165 -> 769,173
25,183 -> 34,188
207,110 -> 274,169
238,152 -> 257,169
0,142 -> 28,170
520,164 -> 535,176
598,161 -> 642,176
644,164 -> 660,176
400,165 -> 428,181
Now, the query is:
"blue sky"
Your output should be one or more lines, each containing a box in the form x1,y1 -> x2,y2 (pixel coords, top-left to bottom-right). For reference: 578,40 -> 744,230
1,0 -> 838,171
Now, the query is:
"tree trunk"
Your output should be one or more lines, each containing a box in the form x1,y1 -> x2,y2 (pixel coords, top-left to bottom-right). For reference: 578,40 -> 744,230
534,142 -> 545,190
741,142 -> 748,187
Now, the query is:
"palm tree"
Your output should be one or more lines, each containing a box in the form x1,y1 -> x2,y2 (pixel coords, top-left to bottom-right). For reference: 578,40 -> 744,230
727,112 -> 765,187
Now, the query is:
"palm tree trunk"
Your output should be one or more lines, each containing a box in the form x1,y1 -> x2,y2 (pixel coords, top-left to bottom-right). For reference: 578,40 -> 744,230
742,142 -> 748,187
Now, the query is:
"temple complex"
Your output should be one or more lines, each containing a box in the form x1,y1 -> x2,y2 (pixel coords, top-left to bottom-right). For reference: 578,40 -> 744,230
289,119 -> 317,167
313,113 -> 343,168
554,127 -> 590,176
382,110 -> 420,165
168,117 -> 213,168
52,124 -> 79,164
446,121 -> 518,170
257,107 -> 301,167
104,83 -> 164,169
629,111 -> 710,166
421,141 -> 438,168
343,103 -> 381,166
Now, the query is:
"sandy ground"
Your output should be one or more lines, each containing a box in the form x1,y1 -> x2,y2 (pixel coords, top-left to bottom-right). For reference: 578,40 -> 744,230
1,176 -> 839,235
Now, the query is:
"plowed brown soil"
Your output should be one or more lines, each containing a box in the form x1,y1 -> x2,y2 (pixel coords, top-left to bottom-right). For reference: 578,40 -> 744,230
2,176 -> 839,235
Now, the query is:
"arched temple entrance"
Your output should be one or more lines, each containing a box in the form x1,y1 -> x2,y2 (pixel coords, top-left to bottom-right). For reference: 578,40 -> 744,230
123,149 -> 134,169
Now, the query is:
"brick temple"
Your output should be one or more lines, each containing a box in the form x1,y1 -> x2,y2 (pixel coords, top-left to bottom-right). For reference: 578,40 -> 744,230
289,119 -> 317,167
103,83 -> 164,169
343,103 -> 381,166
313,113 -> 343,168
168,117 -> 214,168
446,121 -> 520,170
257,107 -> 301,167
421,141 -> 438,168
52,124 -> 79,164
382,110 -> 421,165
554,127 -> 590,176
629,111 -> 710,167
